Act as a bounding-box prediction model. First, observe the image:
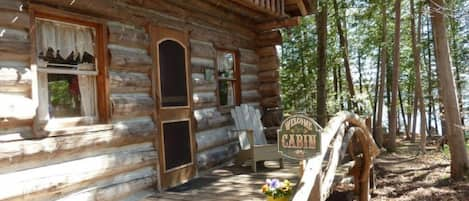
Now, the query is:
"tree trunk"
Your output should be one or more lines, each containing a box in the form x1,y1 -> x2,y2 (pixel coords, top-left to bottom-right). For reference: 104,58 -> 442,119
429,0 -> 469,179
411,91 -> 418,143
316,0 -> 328,127
374,0 -> 388,148
410,0 -> 426,153
399,86 -> 408,137
333,0 -> 355,108
358,51 -> 363,94
448,0 -> 464,126
406,112 -> 412,139
426,12 -> 439,135
388,0 -> 401,152
373,48 -> 381,135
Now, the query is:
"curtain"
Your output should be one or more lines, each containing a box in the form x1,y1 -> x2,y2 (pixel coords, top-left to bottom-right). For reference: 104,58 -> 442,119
36,19 -> 96,118
36,19 -> 95,64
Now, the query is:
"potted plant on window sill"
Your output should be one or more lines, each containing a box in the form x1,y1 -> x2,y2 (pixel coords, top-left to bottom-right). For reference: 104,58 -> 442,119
261,179 -> 292,201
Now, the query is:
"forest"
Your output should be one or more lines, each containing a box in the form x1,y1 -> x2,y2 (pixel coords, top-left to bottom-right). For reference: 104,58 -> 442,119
279,0 -> 469,199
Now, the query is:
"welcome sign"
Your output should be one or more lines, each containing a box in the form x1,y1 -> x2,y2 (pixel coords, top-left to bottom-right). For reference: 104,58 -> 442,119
278,115 -> 321,160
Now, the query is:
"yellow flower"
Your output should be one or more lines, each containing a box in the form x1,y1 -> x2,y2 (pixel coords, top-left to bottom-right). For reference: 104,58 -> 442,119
283,180 -> 291,187
261,184 -> 269,193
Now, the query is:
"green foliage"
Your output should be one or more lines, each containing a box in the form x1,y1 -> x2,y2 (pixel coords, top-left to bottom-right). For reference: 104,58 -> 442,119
49,80 -> 73,106
279,0 -> 468,127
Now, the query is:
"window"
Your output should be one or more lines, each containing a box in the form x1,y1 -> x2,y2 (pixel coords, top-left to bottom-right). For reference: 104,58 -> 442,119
216,51 -> 240,107
34,16 -> 104,125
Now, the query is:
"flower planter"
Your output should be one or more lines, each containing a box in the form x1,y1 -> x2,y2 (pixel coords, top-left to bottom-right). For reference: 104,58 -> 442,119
266,196 -> 289,201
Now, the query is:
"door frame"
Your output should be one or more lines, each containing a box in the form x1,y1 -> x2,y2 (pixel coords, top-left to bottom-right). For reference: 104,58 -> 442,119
149,25 -> 196,189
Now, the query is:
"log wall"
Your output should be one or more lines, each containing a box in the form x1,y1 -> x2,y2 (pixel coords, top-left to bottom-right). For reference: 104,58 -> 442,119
0,5 -> 158,198
0,0 -> 284,199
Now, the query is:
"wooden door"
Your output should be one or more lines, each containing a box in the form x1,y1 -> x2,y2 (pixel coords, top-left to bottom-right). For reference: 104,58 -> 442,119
150,26 -> 196,189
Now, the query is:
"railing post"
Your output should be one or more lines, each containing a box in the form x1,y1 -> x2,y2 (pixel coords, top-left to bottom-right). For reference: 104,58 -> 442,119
309,172 -> 322,201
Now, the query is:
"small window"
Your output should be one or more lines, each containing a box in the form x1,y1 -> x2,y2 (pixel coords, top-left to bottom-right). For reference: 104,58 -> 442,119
35,18 -> 98,123
217,51 -> 239,107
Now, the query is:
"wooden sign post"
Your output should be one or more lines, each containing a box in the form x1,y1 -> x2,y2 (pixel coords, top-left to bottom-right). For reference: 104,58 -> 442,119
278,115 -> 321,160
278,114 -> 322,179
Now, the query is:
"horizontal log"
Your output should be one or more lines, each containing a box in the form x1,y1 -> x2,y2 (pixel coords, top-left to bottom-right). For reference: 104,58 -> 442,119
95,176 -> 155,201
0,94 -> 35,119
242,82 -> 259,91
193,92 -> 216,105
257,46 -> 277,57
259,82 -> 280,97
261,96 -> 281,108
16,166 -> 156,201
0,126 -> 32,142
0,51 -> 29,62
0,40 -> 30,55
0,146 -> 156,200
240,63 -> 257,75
257,31 -> 282,47
0,27 -> 29,42
0,65 -> 32,88
258,70 -> 279,82
189,26 -> 256,50
0,118 -> 32,129
193,81 -> 216,92
191,65 -> 205,74
109,44 -> 152,73
111,94 -> 154,117
258,56 -> 279,72
47,177 -> 155,201
1,118 -> 155,172
191,57 -> 215,67
241,74 -> 258,84
196,126 -> 237,152
242,90 -> 261,101
108,22 -> 149,50
0,10 -> 29,30
197,141 -> 239,170
190,39 -> 215,59
195,109 -> 232,131
239,48 -> 258,64
0,0 -> 26,11
109,71 -> 151,93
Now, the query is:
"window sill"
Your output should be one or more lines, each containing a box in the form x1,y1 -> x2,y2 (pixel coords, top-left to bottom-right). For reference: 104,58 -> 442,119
36,123 -> 114,138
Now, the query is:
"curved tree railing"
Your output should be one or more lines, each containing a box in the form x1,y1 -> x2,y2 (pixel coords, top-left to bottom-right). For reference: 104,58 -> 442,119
292,111 -> 380,201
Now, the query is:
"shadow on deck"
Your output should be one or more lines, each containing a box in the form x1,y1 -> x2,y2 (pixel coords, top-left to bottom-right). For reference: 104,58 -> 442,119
144,160 -> 299,201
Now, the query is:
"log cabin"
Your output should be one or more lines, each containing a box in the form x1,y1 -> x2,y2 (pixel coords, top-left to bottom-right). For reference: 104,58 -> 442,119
0,0 -> 315,200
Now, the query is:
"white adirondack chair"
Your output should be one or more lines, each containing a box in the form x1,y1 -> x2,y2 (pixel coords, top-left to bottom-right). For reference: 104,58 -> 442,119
231,104 -> 283,172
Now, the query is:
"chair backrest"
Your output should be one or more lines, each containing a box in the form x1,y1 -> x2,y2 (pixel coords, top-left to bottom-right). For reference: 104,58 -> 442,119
231,104 -> 268,149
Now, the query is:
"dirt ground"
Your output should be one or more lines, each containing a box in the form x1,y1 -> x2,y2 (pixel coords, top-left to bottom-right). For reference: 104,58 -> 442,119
372,139 -> 469,201
329,138 -> 469,201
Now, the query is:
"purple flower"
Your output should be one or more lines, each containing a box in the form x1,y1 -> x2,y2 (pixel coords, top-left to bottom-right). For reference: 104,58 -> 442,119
266,179 -> 281,190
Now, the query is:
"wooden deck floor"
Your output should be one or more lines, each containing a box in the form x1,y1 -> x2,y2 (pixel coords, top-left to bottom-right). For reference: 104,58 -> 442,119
143,160 -> 299,201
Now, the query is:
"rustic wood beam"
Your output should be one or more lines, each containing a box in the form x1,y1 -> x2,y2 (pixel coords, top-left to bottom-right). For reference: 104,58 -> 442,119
295,0 -> 308,16
257,17 -> 300,32
231,0 -> 284,17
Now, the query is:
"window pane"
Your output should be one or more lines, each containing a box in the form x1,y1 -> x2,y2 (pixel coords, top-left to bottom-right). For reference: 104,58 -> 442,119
163,121 -> 192,170
48,74 -> 82,118
159,40 -> 188,107
218,53 -> 234,79
219,80 -> 234,106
